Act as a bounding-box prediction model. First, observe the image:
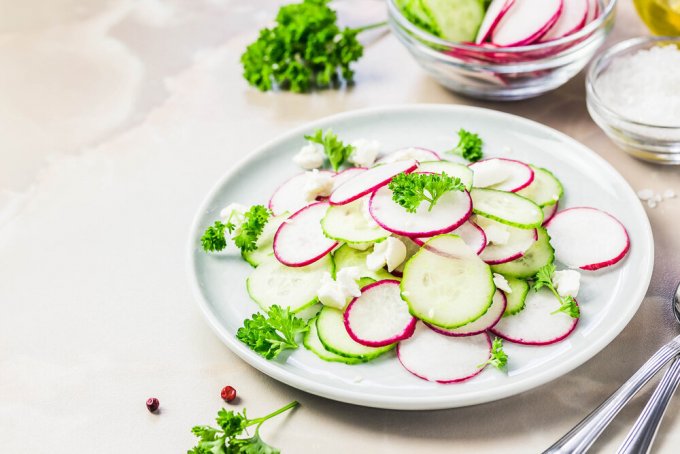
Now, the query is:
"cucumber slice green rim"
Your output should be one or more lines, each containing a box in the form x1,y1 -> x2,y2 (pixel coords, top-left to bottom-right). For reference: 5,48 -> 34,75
503,276 -> 530,316
303,317 -> 364,364
332,244 -> 395,281
241,212 -> 289,267
516,166 -> 564,208
400,234 -> 495,329
471,188 -> 544,229
321,199 -> 391,244
316,307 -> 394,360
491,227 -> 555,279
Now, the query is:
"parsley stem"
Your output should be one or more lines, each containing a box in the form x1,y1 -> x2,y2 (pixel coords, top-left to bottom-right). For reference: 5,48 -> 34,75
351,21 -> 388,34
247,400 -> 299,428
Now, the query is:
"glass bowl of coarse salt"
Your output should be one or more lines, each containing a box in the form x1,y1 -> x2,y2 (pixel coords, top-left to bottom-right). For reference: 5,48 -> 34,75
587,36 -> 680,164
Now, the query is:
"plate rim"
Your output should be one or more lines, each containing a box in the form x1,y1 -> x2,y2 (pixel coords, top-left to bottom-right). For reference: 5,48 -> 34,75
186,104 -> 654,410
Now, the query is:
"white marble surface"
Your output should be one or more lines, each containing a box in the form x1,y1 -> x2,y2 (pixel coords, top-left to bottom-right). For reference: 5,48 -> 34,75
1,0 -> 679,452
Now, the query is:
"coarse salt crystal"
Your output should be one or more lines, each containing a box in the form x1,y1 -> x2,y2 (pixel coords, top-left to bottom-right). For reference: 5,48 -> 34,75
647,199 -> 657,208
663,189 -> 677,199
595,45 -> 680,127
637,189 -> 654,201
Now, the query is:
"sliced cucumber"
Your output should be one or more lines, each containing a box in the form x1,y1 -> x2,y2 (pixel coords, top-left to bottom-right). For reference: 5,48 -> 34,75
401,234 -> 495,329
516,166 -> 564,207
303,317 -> 363,364
491,227 -> 554,279
246,254 -> 334,312
242,213 -> 289,267
417,161 -> 474,190
316,307 -> 393,360
421,0 -> 485,42
397,0 -> 441,36
393,236 -> 421,275
471,188 -> 544,229
332,244 -> 395,281
321,198 -> 390,244
503,276 -> 530,316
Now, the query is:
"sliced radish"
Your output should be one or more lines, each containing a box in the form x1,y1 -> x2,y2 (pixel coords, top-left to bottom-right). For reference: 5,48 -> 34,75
586,0 -> 600,22
397,323 -> 492,383
273,202 -> 338,267
491,0 -> 563,47
542,202 -> 558,225
427,290 -> 507,336
369,185 -> 472,237
469,158 -> 534,192
332,167 -> 366,191
479,224 -> 537,265
344,280 -> 416,347
269,171 -> 334,215
475,0 -> 515,44
416,160 -> 474,190
392,236 -> 422,277
540,0 -> 588,42
545,207 -> 630,270
413,220 -> 487,255
329,160 -> 418,206
491,288 -> 578,345
377,147 -> 441,164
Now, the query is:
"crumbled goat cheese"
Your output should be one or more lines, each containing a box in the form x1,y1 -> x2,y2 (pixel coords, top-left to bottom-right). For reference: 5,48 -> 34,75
493,273 -> 512,293
349,139 -> 381,168
366,237 -> 407,272
553,269 -> 581,298
303,169 -> 334,201
293,142 -> 325,169
317,267 -> 361,309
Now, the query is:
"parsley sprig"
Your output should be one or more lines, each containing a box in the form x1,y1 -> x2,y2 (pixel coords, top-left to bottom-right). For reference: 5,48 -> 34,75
304,129 -> 354,171
448,129 -> 483,162
201,205 -> 270,253
188,400 -> 299,454
241,0 -> 386,93
533,264 -> 580,318
388,172 -> 466,213
237,305 -> 309,360
478,337 -> 508,371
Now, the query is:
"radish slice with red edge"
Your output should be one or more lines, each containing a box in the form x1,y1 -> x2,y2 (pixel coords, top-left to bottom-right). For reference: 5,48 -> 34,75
397,323 -> 492,383
269,170 -> 334,216
332,167 -> 366,191
377,147 -> 441,164
427,290 -> 507,337
343,280 -> 416,347
329,160 -> 418,206
369,186 -> 472,237
412,220 -> 487,255
542,202 -> 558,225
475,0 -> 515,44
545,207 -> 630,270
586,0 -> 599,22
479,226 -> 537,265
491,0 -> 563,47
273,202 -> 338,267
469,158 -> 535,192
540,0 -> 588,42
491,288 -> 578,345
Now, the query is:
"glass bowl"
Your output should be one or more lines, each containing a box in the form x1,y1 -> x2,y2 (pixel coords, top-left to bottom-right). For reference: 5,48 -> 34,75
387,0 -> 617,101
586,36 -> 680,164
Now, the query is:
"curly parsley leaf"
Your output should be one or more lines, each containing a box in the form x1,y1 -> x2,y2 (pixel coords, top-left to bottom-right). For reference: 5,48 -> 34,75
236,305 -> 309,360
304,129 -> 354,171
532,264 -> 580,319
233,205 -> 270,253
478,337 -> 508,371
188,401 -> 299,454
241,0 -> 385,93
388,172 -> 466,213
201,221 -> 232,252
448,128 -> 483,162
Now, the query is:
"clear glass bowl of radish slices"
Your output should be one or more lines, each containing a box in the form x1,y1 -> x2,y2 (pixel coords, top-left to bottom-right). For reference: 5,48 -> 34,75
387,0 -> 617,100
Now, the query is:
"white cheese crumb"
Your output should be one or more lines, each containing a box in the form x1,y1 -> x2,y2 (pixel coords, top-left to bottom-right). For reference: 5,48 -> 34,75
303,169 -> 334,201
663,189 -> 676,199
493,273 -> 512,293
293,142 -> 325,169
349,139 -> 381,168
553,270 -> 581,298
366,237 -> 407,272
317,267 -> 361,310
219,203 -> 248,230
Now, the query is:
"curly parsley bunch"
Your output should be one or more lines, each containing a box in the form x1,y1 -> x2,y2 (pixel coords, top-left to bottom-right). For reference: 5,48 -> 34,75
241,0 -> 384,93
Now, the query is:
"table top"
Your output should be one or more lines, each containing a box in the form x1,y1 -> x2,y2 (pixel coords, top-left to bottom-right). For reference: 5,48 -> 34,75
1,1 -> 679,452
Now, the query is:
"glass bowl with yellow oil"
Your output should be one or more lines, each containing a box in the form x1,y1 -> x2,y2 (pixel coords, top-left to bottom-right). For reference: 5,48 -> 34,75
634,0 -> 680,35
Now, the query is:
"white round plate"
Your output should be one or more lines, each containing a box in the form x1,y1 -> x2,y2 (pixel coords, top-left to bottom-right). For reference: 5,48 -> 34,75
187,105 -> 653,410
